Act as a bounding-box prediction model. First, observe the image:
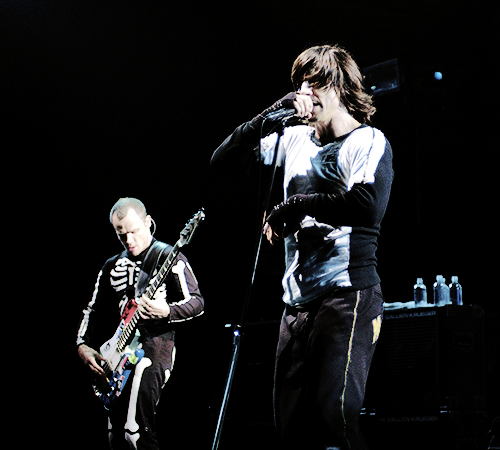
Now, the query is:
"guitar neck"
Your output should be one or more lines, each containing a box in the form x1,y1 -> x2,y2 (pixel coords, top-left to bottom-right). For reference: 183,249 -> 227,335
143,241 -> 182,301
115,242 -> 181,354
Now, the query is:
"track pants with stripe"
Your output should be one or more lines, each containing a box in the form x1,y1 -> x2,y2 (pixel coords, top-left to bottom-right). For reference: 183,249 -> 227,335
107,334 -> 176,450
274,284 -> 384,450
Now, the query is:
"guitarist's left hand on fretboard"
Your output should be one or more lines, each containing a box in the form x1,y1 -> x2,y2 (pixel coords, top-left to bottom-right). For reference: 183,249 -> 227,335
136,293 -> 171,320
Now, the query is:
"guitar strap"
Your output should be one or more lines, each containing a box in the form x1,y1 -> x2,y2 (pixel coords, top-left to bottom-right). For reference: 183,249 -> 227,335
135,240 -> 169,299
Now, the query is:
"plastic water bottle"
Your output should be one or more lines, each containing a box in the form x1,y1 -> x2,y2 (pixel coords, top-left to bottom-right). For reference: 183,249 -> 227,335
449,276 -> 463,305
413,278 -> 427,307
433,275 -> 450,306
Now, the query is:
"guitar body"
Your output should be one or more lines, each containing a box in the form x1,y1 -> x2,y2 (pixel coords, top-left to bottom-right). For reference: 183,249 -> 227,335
93,299 -> 145,409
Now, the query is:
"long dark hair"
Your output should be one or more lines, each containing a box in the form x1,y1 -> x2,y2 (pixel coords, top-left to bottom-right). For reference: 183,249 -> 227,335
291,45 -> 376,125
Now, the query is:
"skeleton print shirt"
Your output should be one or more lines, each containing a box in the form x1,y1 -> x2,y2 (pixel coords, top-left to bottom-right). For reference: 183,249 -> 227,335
77,239 -> 204,348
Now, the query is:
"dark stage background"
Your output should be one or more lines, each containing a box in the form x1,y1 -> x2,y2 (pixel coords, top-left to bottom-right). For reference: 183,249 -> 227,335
2,0 -> 498,448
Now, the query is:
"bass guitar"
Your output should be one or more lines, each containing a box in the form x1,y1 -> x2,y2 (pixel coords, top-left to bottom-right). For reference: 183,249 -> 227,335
93,209 -> 205,409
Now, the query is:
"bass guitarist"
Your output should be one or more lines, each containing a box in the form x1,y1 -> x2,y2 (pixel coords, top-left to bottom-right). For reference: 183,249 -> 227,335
76,197 -> 204,450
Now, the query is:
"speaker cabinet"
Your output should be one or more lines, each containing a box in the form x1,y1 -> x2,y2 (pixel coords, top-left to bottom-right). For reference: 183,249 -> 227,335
361,409 -> 489,450
362,304 -> 487,449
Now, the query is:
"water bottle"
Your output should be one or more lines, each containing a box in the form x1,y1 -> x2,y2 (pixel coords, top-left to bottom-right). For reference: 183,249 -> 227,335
433,275 -> 450,306
449,276 -> 463,305
413,278 -> 427,307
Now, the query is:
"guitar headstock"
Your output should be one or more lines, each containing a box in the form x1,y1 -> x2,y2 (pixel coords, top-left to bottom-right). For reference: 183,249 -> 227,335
178,208 -> 205,247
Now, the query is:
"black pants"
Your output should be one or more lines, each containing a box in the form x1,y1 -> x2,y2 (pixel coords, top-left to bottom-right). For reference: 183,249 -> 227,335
274,285 -> 384,450
107,334 -> 176,450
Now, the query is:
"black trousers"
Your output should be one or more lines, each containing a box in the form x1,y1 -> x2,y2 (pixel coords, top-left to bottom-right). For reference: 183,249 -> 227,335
107,334 -> 176,450
274,284 -> 384,450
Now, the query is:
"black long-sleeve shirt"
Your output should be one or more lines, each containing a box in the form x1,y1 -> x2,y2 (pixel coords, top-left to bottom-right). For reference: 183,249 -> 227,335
212,121 -> 393,305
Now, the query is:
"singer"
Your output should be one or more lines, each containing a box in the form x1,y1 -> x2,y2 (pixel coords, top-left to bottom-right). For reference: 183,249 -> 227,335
211,45 -> 393,450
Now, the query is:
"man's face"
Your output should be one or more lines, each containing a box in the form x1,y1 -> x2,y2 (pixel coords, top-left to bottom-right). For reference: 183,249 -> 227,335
303,82 -> 341,126
111,208 -> 152,256
309,83 -> 340,124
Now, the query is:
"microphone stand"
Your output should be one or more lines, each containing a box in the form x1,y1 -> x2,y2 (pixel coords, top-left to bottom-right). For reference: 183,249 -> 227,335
211,118 -> 285,450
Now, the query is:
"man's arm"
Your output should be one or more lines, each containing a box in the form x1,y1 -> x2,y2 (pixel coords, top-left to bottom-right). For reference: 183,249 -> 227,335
76,260 -> 115,374
167,253 -> 204,323
210,92 -> 299,173
265,139 -> 394,240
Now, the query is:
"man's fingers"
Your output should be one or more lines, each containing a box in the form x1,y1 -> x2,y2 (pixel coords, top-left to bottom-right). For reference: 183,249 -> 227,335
92,363 -> 105,376
263,222 -> 280,245
294,96 -> 313,118
295,82 -> 314,118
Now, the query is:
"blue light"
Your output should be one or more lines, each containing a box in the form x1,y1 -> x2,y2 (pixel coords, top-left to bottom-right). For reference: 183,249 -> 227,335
233,330 -> 240,337
434,72 -> 443,80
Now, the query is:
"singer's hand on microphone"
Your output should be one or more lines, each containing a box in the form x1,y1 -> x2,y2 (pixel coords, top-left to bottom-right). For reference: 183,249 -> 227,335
293,82 -> 314,119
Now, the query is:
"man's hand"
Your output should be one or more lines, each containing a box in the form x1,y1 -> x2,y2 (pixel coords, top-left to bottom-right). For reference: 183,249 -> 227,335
78,344 -> 106,377
263,194 -> 311,243
263,222 -> 280,245
137,294 -> 170,320
293,82 -> 314,119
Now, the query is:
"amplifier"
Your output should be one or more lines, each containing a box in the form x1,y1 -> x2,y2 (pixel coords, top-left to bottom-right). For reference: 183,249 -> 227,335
364,304 -> 486,412
361,304 -> 488,449
360,409 -> 489,450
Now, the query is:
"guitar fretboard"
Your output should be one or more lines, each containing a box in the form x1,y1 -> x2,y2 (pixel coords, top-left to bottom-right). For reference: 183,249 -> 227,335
116,243 -> 182,354
143,242 -> 181,302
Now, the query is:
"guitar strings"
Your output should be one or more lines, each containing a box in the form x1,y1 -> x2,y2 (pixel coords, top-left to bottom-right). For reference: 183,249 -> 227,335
105,254 -> 174,373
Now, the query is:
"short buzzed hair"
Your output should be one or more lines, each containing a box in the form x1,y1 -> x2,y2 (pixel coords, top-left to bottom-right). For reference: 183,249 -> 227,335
109,198 -> 148,223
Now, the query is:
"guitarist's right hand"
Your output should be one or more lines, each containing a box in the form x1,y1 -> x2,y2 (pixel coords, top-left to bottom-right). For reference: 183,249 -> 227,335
78,344 -> 107,377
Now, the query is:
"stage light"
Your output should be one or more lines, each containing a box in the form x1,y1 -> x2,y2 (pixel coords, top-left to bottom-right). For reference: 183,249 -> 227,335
434,72 -> 443,80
